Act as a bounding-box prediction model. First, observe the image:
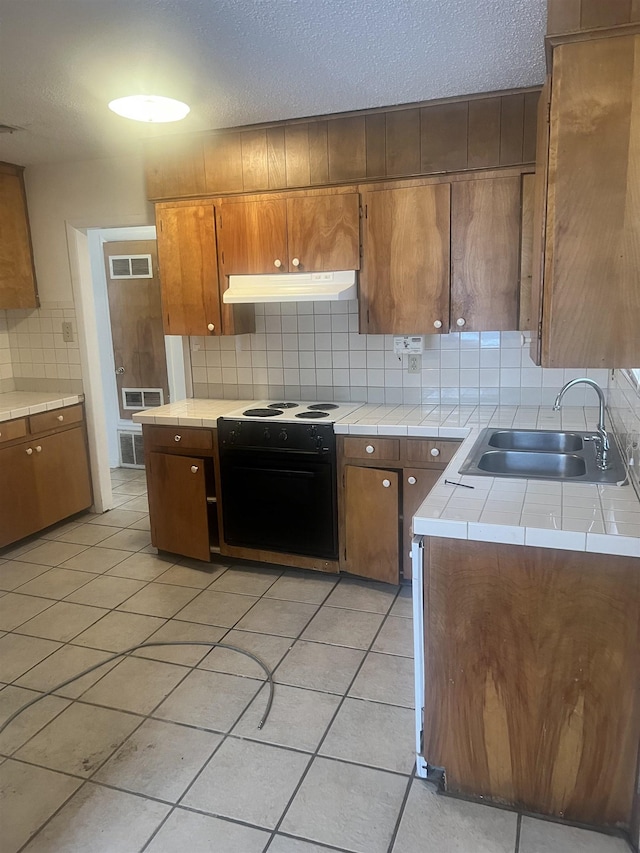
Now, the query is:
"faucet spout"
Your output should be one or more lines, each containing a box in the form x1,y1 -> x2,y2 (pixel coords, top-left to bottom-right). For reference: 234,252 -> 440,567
553,378 -> 610,466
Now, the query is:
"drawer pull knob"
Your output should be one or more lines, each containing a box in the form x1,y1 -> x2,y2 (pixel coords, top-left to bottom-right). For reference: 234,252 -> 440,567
35,445 -> 42,453
274,259 -> 282,268
382,478 -> 391,488
57,414 -> 64,422
26,447 -> 33,455
190,465 -> 199,473
292,257 -> 300,267
207,323 -> 215,332
407,476 -> 417,485
365,445 -> 375,454
174,435 -> 182,442
430,447 -> 440,457
433,320 -> 442,329
456,317 -> 466,327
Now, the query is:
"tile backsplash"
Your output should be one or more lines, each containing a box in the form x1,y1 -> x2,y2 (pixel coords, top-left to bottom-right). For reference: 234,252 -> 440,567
2,303 -> 83,394
609,368 -> 640,495
0,311 -> 14,393
189,301 -> 610,408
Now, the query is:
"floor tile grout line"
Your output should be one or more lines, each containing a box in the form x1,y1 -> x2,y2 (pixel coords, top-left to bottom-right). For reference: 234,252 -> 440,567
514,812 -> 522,852
385,766 -> 419,852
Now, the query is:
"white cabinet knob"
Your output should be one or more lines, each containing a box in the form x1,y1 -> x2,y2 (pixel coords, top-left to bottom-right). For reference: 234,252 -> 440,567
433,320 -> 442,329
35,445 -> 42,453
174,435 -> 181,442
274,259 -> 282,268
207,323 -> 215,332
430,447 -> 440,457
190,465 -> 199,473
407,476 -> 417,485
365,445 -> 375,454
57,414 -> 64,421
26,447 -> 33,455
382,479 -> 391,488
456,318 -> 466,327
292,258 -> 300,267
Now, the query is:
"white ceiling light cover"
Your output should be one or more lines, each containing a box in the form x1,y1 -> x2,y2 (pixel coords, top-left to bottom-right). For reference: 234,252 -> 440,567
108,95 -> 190,123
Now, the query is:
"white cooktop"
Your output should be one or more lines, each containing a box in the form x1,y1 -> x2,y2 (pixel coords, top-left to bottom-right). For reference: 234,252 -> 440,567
221,401 -> 363,423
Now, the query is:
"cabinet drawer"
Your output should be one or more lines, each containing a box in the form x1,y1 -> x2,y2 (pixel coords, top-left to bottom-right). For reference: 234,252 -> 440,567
145,425 -> 213,451
0,418 -> 27,444
29,405 -> 83,435
405,438 -> 461,467
342,436 -> 400,461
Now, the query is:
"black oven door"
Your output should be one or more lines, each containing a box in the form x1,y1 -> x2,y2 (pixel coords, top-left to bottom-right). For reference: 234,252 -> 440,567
219,450 -> 338,560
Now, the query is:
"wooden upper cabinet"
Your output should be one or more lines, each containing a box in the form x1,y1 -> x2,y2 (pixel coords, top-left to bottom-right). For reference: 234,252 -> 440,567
217,192 -> 359,276
286,194 -> 359,272
217,198 -> 287,275
0,163 -> 39,309
538,34 -> 640,367
156,204 -> 222,336
451,176 -> 521,332
360,184 -> 451,334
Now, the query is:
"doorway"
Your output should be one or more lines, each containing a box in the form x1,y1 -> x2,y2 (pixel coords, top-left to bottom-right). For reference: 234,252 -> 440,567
88,226 -> 186,470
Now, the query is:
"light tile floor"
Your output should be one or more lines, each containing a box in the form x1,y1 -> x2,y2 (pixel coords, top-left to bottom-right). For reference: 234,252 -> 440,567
0,467 -> 632,852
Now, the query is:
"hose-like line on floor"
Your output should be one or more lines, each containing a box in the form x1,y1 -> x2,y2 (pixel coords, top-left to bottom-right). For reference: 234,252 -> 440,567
0,641 -> 275,735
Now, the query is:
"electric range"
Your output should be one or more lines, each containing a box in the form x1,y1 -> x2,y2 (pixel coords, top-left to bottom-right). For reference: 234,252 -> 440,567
221,400 -> 362,423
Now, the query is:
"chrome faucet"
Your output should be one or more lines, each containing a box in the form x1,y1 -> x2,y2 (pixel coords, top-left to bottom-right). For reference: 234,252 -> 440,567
553,378 -> 610,469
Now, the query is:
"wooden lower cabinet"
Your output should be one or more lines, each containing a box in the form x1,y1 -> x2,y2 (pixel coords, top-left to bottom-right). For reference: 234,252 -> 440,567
147,451 -> 212,562
0,412 -> 92,549
421,537 -> 640,832
338,436 -> 460,583
143,424 -> 221,562
343,465 -> 400,584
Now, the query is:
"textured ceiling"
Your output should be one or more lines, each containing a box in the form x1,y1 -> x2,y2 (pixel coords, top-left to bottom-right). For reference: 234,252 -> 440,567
0,0 -> 547,166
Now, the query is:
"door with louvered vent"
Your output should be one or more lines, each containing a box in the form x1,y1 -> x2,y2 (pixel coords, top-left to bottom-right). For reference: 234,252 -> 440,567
103,239 -> 169,420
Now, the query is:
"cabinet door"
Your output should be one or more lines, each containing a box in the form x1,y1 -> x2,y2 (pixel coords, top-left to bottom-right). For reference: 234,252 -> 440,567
542,36 -> 640,367
34,428 -> 93,530
156,204 -> 222,336
360,184 -> 450,334
217,198 -> 287,275
401,467 -> 440,580
0,441 -> 39,548
286,194 -> 360,272
147,451 -> 210,561
451,176 -> 521,331
0,166 -> 38,309
343,465 -> 399,584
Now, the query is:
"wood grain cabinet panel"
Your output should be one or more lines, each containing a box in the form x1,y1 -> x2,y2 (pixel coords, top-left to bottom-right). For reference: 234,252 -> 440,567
156,204 -> 223,336
218,198 -> 288,275
0,163 -> 38,309
343,464 -> 399,584
0,412 -> 92,549
286,194 -> 359,272
147,451 -> 212,562
360,184 -> 451,334
536,34 -> 640,367
451,176 -> 521,331
422,537 -> 640,829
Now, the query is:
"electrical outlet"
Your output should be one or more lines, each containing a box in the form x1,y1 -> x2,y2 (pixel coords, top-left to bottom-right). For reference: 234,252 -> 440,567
61,321 -> 74,342
408,354 -> 421,374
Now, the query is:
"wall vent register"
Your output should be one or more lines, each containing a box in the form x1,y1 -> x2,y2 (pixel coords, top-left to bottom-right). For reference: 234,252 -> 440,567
108,254 -> 153,279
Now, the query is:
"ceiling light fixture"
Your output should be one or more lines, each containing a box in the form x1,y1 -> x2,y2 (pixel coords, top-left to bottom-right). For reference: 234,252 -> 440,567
108,95 -> 190,123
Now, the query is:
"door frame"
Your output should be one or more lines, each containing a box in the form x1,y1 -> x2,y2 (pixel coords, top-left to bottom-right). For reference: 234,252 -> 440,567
67,222 -> 189,512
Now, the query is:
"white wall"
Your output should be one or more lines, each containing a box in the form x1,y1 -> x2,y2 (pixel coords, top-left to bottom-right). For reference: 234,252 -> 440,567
24,152 -> 153,303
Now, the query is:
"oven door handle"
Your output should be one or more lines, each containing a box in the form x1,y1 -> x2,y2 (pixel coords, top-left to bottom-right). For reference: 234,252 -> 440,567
249,468 -> 316,479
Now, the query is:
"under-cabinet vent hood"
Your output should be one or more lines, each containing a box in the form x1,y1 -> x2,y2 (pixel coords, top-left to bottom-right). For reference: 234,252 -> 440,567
223,270 -> 357,304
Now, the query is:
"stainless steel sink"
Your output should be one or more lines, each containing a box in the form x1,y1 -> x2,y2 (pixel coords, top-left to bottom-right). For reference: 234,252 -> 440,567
477,450 -> 586,478
459,428 -> 627,484
487,430 -> 583,453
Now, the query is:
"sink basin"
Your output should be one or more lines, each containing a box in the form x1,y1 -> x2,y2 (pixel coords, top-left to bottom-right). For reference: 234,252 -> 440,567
477,450 -> 587,479
458,428 -> 627,484
488,430 -> 583,452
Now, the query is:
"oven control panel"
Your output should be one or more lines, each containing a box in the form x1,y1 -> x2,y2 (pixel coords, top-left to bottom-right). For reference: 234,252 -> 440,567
217,418 -> 335,454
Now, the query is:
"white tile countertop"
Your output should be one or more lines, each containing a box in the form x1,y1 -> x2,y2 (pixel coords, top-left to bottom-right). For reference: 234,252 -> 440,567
0,391 -> 84,422
132,398 -> 639,557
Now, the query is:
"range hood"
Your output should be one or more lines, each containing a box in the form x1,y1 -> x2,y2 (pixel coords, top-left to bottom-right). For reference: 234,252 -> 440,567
223,270 -> 357,304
